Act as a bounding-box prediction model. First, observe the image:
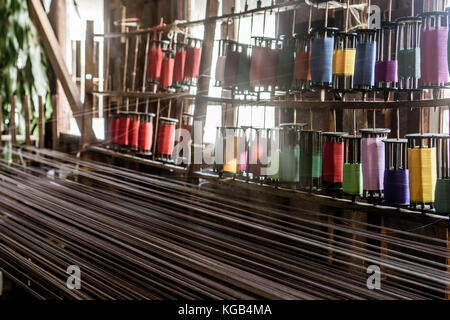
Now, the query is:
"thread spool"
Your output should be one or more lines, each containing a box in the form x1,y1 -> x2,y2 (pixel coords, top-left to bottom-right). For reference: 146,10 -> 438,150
214,126 -> 243,176
259,38 -> 279,91
434,134 -> 450,214
160,50 -> 175,88
109,114 -> 120,146
406,133 -> 438,209
248,127 -> 270,180
279,123 -> 307,183
117,112 -> 131,148
138,113 -> 155,155
277,35 -> 296,91
310,28 -> 336,87
128,112 -> 141,151
249,37 -> 265,90
396,16 -> 422,91
223,40 -> 240,89
184,37 -> 203,86
383,139 -> 410,205
420,11 -> 449,88
266,128 -> 281,181
148,39 -> 169,84
343,135 -> 363,198
237,43 -> 251,92
375,22 -> 399,90
215,40 -> 227,87
293,33 -> 312,91
332,32 -> 357,92
156,117 -> 179,161
173,42 -> 187,84
300,130 -> 322,191
353,29 -> 377,90
322,132 -> 347,191
360,128 -> 390,198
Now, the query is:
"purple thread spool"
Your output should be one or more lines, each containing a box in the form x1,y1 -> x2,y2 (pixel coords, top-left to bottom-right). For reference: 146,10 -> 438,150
396,16 -> 422,91
420,11 -> 449,88
383,139 -> 410,206
360,128 -> 391,200
375,22 -> 399,90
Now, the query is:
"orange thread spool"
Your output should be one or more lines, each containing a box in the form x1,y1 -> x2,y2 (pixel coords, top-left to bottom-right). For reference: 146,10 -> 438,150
294,51 -> 311,80
118,114 -> 131,146
129,114 -> 140,149
139,113 -> 155,152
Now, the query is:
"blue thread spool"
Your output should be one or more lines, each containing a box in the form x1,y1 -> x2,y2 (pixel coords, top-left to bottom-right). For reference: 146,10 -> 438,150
396,16 -> 422,91
383,139 -> 410,206
310,27 -> 336,88
375,22 -> 399,91
332,32 -> 357,92
353,29 -> 377,91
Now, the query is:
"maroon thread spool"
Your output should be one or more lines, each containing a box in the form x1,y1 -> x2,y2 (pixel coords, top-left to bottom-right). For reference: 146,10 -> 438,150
109,113 -> 120,148
138,113 -> 155,155
156,117 -> 179,161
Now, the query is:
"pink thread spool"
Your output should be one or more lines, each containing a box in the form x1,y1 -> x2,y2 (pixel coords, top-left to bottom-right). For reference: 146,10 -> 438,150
360,128 -> 391,201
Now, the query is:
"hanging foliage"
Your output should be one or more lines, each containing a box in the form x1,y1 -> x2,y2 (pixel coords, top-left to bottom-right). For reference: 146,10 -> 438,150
0,0 -> 52,137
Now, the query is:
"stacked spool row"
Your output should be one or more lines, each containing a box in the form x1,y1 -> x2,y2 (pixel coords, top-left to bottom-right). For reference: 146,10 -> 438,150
109,112 -> 191,161
213,10 -> 450,93
215,126 -> 450,215
148,37 -> 203,89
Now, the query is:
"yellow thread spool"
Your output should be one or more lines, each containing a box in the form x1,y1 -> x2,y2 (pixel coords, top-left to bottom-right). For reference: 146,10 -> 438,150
332,49 -> 355,76
408,147 -> 437,203
224,136 -> 238,173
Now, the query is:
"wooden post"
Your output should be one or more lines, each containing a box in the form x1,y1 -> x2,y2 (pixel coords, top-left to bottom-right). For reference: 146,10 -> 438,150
83,20 -> 95,147
28,0 -> 95,141
0,96 -> 2,135
10,96 -> 17,146
24,96 -> 32,146
52,95 -> 59,150
190,0 -> 219,174
38,96 -> 45,149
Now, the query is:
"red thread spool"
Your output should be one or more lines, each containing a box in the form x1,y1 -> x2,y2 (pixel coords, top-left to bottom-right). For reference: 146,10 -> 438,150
128,113 -> 140,150
173,44 -> 186,83
118,113 -> 131,146
110,116 -> 119,144
138,113 -> 155,153
148,40 -> 169,82
160,52 -> 175,88
323,139 -> 345,183
184,38 -> 203,81
157,117 -> 179,158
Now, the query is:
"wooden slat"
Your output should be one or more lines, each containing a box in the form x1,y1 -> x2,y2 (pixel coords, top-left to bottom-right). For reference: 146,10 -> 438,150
38,96 -> 45,149
24,96 -> 32,146
28,0 -> 95,142
10,97 -> 16,146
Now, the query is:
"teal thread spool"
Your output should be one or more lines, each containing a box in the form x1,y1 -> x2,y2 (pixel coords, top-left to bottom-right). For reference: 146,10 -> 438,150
396,16 -> 422,91
266,128 -> 281,180
279,123 -> 307,183
435,134 -> 450,215
277,35 -> 296,91
343,135 -> 363,199
237,43 -> 251,92
300,130 -> 323,191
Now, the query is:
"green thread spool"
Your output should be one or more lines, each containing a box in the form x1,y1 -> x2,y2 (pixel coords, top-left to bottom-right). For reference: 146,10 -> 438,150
343,163 -> 363,196
398,48 -> 421,79
280,146 -> 300,182
312,153 -> 323,178
300,130 -> 323,189
237,45 -> 251,91
277,36 -> 295,91
435,179 -> 450,214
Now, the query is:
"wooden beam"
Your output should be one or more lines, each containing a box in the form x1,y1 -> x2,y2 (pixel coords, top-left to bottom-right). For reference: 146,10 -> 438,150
83,20 -> 95,146
28,0 -> 95,142
10,96 -> 17,146
38,96 -> 45,149
52,95 -> 59,150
